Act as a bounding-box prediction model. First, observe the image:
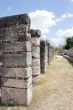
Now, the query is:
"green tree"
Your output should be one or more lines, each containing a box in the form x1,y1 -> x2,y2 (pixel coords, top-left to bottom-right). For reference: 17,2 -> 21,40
64,37 -> 73,50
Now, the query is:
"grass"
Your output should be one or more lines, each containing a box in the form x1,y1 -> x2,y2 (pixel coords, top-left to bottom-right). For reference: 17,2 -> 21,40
0,56 -> 73,110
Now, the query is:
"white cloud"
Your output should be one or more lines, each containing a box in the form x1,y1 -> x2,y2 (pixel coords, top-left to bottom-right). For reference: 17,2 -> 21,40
40,35 -> 48,41
29,10 -> 73,36
50,27 -> 73,47
49,37 -> 65,47
55,27 -> 73,38
29,10 -> 73,47
56,13 -> 73,23
29,10 -> 56,36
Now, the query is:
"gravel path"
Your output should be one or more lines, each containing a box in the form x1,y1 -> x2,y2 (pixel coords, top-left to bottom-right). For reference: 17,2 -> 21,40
1,56 -> 73,110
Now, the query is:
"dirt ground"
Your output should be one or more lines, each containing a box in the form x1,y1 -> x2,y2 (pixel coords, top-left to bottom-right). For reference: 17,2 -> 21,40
0,56 -> 73,110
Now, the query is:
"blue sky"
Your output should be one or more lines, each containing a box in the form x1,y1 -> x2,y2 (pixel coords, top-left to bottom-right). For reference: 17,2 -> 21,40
0,0 -> 73,47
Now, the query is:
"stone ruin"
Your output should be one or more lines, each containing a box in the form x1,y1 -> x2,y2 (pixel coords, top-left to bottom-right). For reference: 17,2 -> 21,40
40,40 -> 49,73
0,14 -> 32,105
40,40 -> 54,73
0,13 -> 55,106
30,29 -> 41,81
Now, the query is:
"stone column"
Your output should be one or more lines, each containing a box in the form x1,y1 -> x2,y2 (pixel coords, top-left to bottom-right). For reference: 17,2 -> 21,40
30,29 -> 41,80
0,14 -> 32,105
45,41 -> 49,67
47,43 -> 50,64
40,40 -> 47,73
52,48 -> 55,58
49,46 -> 53,62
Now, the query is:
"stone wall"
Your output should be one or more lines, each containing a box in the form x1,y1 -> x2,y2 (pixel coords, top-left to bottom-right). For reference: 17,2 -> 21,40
0,14 -> 32,105
30,29 -> 41,79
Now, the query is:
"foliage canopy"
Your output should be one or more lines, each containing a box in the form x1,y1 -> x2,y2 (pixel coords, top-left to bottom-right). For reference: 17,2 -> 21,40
64,37 -> 73,50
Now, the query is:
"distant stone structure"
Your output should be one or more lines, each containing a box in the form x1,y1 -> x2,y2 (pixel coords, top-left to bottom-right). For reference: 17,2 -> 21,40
47,43 -> 50,64
0,14 -> 32,105
48,46 -> 53,62
40,40 -> 48,73
30,29 -> 41,80
45,41 -> 49,68
40,40 -> 55,73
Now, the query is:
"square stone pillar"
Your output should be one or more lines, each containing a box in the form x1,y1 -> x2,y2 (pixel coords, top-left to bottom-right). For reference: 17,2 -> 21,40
30,29 -> 41,81
0,14 -> 32,106
47,43 -> 50,64
45,41 -> 49,67
49,46 -> 54,62
40,40 -> 48,73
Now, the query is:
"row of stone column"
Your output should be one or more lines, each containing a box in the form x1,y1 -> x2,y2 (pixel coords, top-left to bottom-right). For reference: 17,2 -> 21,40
0,14 -> 55,106
40,40 -> 55,73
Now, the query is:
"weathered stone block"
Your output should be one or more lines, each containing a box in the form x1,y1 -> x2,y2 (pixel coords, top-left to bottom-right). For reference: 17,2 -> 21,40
15,24 -> 29,33
32,58 -> 40,67
32,66 -> 40,76
32,53 -> 40,59
0,14 -> 31,28
0,28 -> 17,40
1,67 -> 32,78
31,38 -> 40,46
31,45 -> 40,55
1,53 -> 32,67
1,76 -> 32,89
0,41 -> 31,53
1,85 -> 32,105
17,32 -> 31,42
0,28 -> 31,41
30,29 -> 41,37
